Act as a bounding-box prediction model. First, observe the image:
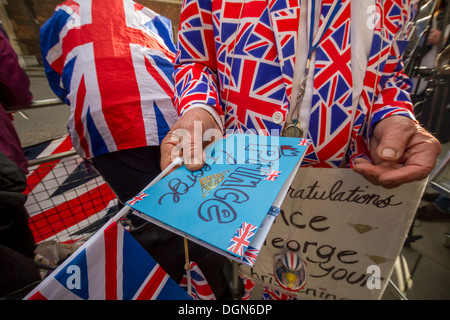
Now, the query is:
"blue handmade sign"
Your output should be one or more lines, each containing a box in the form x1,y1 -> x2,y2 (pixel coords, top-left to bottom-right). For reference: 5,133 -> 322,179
126,134 -> 309,266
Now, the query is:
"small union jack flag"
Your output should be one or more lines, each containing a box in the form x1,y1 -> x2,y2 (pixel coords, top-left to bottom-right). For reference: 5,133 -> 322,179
242,246 -> 260,265
24,221 -> 190,300
241,277 -> 257,300
227,222 -> 257,257
180,261 -> 216,300
127,192 -> 149,206
298,139 -> 311,146
264,170 -> 282,181
262,287 -> 297,300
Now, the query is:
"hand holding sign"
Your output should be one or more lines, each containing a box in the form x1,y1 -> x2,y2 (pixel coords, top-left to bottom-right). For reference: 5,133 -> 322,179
160,108 -> 222,173
129,134 -> 309,265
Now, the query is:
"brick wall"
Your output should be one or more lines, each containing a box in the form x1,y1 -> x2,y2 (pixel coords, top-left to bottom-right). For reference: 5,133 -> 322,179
4,0 -> 182,65
3,0 -> 42,58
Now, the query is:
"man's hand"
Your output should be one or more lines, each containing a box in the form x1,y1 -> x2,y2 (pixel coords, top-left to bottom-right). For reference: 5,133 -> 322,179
160,108 -> 222,172
353,116 -> 441,189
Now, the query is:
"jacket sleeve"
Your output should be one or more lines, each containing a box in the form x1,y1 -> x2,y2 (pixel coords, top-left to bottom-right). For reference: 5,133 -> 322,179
368,55 -> 416,134
173,0 -> 223,125
0,28 -> 33,111
348,0 -> 417,164
367,0 -> 417,137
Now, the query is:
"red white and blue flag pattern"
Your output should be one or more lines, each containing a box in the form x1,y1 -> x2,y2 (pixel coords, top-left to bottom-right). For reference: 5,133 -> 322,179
307,0 -> 353,168
347,0 -> 416,165
262,286 -> 298,300
24,136 -> 215,300
40,0 -> 179,159
241,246 -> 260,266
240,276 -> 298,300
174,0 -> 416,168
227,222 -> 257,257
24,220 -> 191,300
127,192 -> 149,206
264,170 -> 281,181
180,261 -> 216,300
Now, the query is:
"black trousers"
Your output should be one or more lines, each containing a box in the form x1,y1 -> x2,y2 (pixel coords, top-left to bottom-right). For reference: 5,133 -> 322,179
90,146 -> 162,207
0,206 -> 40,297
90,146 -> 233,299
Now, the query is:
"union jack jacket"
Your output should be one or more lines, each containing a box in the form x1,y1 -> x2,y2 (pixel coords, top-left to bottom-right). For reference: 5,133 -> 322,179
174,0 -> 417,168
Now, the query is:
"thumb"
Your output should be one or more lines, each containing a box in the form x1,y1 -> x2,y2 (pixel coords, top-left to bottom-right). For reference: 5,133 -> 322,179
374,116 -> 416,161
160,108 -> 221,172
182,128 -> 206,171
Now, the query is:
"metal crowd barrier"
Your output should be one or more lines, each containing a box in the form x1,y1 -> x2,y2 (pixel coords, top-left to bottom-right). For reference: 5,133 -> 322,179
29,98 -> 64,109
22,98 -> 120,244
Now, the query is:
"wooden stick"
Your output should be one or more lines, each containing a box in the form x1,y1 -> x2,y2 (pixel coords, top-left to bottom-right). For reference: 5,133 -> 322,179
184,238 -> 192,296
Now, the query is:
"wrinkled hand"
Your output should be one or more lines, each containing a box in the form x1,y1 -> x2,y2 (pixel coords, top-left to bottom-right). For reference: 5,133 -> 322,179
160,108 -> 222,172
353,116 -> 441,189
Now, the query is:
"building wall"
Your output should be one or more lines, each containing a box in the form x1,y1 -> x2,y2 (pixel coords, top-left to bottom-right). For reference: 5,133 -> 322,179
2,0 -> 182,66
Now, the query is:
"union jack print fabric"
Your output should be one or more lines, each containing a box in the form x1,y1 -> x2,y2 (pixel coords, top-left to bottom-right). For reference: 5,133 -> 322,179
24,220 -> 191,300
240,277 -> 257,300
306,0 -> 353,167
174,0 -> 416,168
241,246 -> 260,266
40,0 -> 179,159
264,170 -> 282,181
262,286 -> 298,300
126,192 -> 149,206
347,0 -> 416,165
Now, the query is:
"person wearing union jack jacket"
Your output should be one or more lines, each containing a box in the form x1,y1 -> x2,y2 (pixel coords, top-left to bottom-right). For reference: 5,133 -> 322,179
161,0 -> 441,189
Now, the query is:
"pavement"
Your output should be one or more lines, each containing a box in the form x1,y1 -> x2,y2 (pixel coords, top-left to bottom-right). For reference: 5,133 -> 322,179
382,142 -> 450,300
17,66 -> 450,300
385,213 -> 450,300
12,67 -> 69,148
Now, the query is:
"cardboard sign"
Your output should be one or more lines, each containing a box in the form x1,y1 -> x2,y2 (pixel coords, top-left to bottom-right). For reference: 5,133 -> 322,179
127,134 -> 309,265
239,167 -> 427,299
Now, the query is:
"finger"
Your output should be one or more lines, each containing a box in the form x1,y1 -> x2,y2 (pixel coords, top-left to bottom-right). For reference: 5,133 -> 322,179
376,164 -> 429,187
354,159 -> 430,189
160,108 -> 222,172
353,159 -> 404,188
182,132 -> 205,171
160,131 -> 183,173
161,124 -> 203,172
353,161 -> 382,186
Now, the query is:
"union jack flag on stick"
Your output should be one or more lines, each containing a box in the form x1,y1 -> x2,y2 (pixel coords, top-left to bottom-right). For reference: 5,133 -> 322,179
24,219 -> 190,300
127,192 -> 149,206
180,261 -> 216,300
227,222 -> 257,257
